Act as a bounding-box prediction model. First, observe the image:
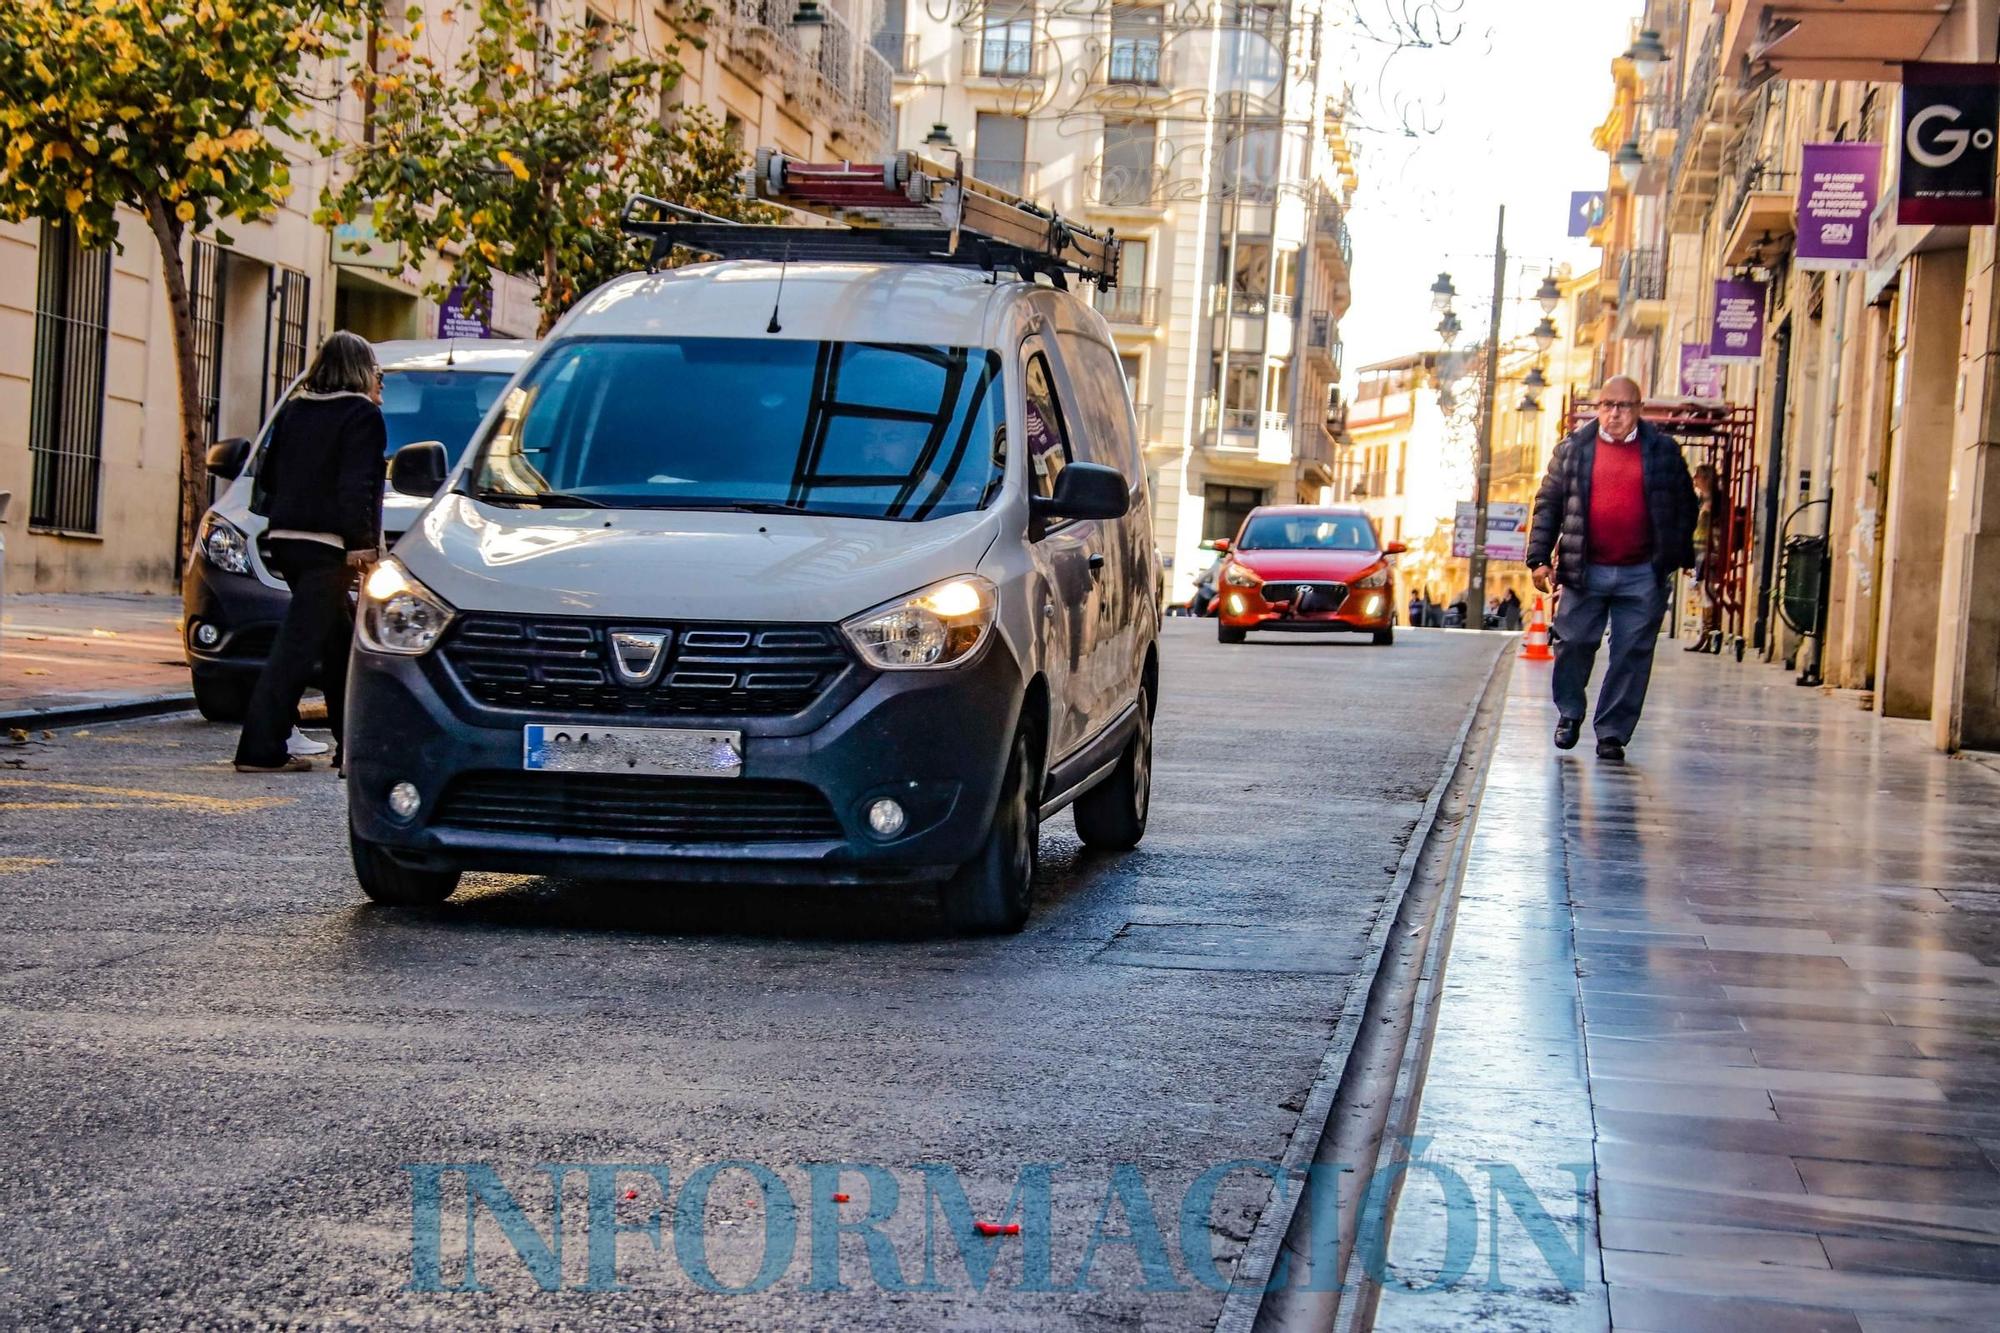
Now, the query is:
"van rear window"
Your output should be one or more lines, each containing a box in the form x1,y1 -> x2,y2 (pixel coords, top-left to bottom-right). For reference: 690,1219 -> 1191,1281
469,338 -> 1004,521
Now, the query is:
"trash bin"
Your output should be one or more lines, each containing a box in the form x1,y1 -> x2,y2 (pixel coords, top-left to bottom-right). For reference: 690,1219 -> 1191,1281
1779,532 -> 1829,636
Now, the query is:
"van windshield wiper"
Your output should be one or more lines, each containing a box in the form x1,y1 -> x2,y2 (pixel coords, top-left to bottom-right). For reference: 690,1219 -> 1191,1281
471,487 -> 606,509
647,500 -> 820,516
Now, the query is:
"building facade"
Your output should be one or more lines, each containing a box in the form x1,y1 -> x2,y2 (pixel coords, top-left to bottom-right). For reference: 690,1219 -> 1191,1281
876,1 -> 1358,599
2,0 -> 893,594
1595,0 -> 2000,751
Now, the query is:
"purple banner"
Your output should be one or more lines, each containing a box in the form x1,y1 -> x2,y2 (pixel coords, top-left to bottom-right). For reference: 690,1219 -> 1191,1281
1680,343 -> 1725,398
436,284 -> 491,340
1797,143 -> 1880,271
1710,279 -> 1766,364
1567,191 -> 1605,238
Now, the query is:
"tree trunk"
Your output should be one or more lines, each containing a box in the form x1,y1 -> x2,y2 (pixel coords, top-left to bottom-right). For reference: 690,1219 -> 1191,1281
142,194 -> 208,575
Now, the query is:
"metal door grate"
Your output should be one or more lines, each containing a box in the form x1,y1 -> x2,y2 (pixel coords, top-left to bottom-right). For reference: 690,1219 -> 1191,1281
268,266 -> 310,408
190,239 -> 225,443
28,221 -> 111,534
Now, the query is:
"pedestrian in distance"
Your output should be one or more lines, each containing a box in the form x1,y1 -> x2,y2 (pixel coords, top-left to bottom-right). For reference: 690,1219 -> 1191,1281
1408,590 -> 1426,628
1525,376 -> 1699,762
1498,588 -> 1522,631
232,331 -> 387,774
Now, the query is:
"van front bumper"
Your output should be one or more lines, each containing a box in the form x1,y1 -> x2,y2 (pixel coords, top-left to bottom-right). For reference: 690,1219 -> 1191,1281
344,640 -> 1024,885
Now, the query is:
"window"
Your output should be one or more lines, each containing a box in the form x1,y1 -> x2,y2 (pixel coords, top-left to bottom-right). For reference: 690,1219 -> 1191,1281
378,371 -> 515,461
1100,118 -> 1157,205
267,267 -> 310,413
980,3 -> 1033,76
1108,4 -> 1162,85
27,221 -> 111,534
1022,351 -> 1070,501
974,112 -> 1029,194
1057,333 -> 1141,481
1203,484 -> 1263,543
472,338 -> 1004,521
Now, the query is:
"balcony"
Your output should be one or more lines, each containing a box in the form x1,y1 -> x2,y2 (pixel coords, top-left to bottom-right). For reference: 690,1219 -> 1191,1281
1725,0 -> 1959,84
1094,285 -> 1159,326
1095,37 -> 1177,92
1668,23 -> 1731,231
1616,247 -> 1669,334
1314,205 -> 1353,272
870,30 -> 920,75
971,158 -> 1038,196
1088,162 -> 1166,210
962,35 -> 1043,81
1722,161 -> 1797,265
1211,286 -> 1294,318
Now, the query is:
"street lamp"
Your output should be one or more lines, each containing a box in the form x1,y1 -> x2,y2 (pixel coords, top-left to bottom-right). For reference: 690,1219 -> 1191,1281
1532,316 -> 1558,352
1625,28 -> 1669,81
1518,391 -> 1542,415
1436,310 -> 1462,346
1523,364 -> 1548,391
792,0 -> 825,64
1429,272 -> 1457,314
1535,274 -> 1561,315
1614,140 -> 1645,187
924,122 -> 956,151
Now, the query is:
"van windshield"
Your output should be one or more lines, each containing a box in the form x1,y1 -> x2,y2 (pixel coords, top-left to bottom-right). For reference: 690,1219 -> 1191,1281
468,338 -> 1005,520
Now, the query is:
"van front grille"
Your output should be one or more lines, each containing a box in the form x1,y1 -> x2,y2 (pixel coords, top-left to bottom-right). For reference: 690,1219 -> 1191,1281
433,771 -> 843,843
439,615 -> 852,717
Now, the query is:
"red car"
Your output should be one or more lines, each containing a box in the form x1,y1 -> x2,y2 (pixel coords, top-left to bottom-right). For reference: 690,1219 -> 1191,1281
1213,505 -> 1405,645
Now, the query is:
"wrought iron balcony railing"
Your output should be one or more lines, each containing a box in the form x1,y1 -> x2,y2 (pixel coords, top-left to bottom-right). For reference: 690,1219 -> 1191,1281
1094,285 -> 1159,325
1090,162 -> 1164,208
963,35 -> 1042,79
970,158 -> 1038,195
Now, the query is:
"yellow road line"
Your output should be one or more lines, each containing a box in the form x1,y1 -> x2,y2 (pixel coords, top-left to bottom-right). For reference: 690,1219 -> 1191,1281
0,778 -> 292,814
0,857 -> 56,874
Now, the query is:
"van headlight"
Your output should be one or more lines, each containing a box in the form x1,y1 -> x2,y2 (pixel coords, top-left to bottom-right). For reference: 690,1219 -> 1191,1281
842,576 -> 996,670
199,515 -> 251,575
357,558 -> 455,656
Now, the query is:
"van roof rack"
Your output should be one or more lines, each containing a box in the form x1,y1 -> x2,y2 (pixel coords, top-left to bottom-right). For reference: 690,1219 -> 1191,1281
618,149 -> 1119,290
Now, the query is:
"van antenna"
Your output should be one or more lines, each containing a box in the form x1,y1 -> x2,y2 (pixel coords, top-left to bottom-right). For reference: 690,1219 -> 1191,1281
766,237 -> 792,334
445,338 -> 456,367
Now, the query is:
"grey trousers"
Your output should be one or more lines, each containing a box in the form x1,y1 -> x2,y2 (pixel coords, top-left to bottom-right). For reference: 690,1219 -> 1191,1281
1552,562 -> 1668,743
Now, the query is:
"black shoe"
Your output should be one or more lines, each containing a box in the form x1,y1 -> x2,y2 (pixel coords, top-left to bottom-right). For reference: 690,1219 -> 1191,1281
1596,737 -> 1625,761
1554,718 -> 1582,750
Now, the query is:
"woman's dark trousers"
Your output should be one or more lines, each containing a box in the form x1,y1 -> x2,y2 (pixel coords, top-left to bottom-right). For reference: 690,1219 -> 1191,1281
234,541 -> 354,767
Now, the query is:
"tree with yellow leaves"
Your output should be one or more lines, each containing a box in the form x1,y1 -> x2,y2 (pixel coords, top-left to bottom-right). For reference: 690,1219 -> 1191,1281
0,0 -> 363,555
322,0 -> 769,337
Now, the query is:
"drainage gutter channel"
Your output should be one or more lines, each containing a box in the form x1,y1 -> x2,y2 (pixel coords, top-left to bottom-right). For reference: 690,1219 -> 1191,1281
1215,645 -> 1515,1333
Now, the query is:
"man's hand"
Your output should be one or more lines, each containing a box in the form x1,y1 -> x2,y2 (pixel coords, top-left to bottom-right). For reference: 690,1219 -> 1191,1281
1530,565 -> 1553,595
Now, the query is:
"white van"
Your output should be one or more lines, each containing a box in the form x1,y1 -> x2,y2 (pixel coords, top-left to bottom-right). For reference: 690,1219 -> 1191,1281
344,256 -> 1161,932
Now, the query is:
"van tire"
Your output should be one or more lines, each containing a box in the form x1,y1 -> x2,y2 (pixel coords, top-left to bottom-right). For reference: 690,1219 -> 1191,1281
1372,626 -> 1395,646
192,669 -> 252,722
940,728 -> 1037,935
350,826 -> 461,906
1218,623 -> 1246,644
1074,689 -> 1151,851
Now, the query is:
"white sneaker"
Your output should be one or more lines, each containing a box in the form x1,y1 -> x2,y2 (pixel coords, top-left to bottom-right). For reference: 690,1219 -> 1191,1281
286,727 -> 331,758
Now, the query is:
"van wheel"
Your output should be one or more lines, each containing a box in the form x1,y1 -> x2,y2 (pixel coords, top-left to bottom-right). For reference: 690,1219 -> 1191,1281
350,825 -> 461,906
940,728 -> 1037,935
1372,626 -> 1395,646
1218,623 -> 1246,644
191,669 -> 251,722
1075,689 -> 1151,851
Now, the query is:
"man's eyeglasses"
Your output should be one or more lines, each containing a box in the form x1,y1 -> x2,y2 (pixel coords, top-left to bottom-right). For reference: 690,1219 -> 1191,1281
1599,399 -> 1640,410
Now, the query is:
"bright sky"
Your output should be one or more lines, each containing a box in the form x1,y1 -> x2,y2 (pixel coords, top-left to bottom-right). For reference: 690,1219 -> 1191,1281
1335,0 -> 1644,377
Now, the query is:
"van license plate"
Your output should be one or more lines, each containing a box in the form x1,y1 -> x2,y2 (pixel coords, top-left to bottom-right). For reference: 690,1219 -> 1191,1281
522,725 -> 742,778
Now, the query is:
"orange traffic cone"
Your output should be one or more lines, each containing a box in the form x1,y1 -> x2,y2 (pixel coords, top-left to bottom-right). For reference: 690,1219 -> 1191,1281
1520,596 -> 1554,661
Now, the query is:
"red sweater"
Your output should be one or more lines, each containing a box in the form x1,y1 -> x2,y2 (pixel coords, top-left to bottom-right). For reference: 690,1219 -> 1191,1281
1588,435 -> 1653,566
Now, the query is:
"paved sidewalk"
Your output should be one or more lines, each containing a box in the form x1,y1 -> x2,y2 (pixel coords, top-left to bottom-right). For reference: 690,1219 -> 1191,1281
1378,642 -> 2000,1330
1,593 -> 192,723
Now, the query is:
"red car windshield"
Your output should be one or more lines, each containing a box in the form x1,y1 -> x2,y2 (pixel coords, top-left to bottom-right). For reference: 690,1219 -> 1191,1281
1237,514 -> 1376,551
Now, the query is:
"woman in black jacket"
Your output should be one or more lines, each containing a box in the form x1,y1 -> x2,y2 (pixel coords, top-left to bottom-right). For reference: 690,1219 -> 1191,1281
233,332 -> 387,773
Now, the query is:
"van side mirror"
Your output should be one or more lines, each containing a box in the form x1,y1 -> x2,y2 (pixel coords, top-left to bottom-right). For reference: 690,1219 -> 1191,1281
205,437 -> 252,480
1032,461 -> 1130,524
1384,540 -> 1408,555
389,440 -> 449,497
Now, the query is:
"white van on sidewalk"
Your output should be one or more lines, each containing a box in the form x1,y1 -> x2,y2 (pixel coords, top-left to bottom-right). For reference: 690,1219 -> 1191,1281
343,165 -> 1161,933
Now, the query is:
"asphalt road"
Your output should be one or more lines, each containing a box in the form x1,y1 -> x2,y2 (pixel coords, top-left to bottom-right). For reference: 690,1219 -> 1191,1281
0,620 -> 1504,1330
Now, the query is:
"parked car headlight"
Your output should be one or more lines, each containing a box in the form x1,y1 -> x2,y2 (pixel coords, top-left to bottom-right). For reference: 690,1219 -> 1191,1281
357,558 -> 455,656
1222,562 -> 1263,588
199,515 -> 251,575
842,576 -> 996,669
1353,565 -> 1391,588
